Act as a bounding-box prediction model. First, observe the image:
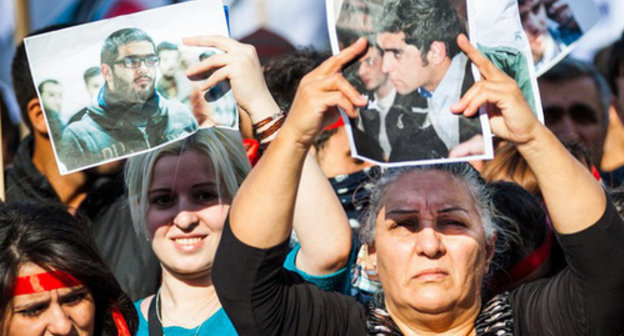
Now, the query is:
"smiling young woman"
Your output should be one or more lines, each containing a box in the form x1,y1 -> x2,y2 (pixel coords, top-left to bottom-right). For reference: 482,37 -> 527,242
124,34 -> 354,336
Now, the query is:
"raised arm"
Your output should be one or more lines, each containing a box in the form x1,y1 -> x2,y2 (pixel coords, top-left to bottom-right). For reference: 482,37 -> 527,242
451,34 -> 605,234
183,36 -> 357,273
227,38 -> 368,250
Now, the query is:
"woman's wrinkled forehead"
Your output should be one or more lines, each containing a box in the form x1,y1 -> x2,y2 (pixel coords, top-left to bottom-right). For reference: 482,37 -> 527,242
378,170 -> 481,222
380,170 -> 475,209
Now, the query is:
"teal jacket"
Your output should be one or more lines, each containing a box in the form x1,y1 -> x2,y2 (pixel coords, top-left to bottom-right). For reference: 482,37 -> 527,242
58,88 -> 198,172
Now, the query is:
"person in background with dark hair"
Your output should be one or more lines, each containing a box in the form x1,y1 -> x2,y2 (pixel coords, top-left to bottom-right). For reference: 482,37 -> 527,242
0,202 -> 137,335
156,41 -> 191,105
599,33 -> 624,187
38,79 -> 65,136
486,181 -> 555,295
0,89 -> 19,167
59,27 -> 198,171
83,66 -> 104,106
539,58 -> 615,181
6,25 -> 160,301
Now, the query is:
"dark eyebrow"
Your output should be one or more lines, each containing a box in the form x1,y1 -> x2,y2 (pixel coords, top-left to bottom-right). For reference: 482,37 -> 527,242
58,286 -> 89,302
13,298 -> 50,311
438,207 -> 469,214
382,48 -> 401,54
385,209 -> 420,217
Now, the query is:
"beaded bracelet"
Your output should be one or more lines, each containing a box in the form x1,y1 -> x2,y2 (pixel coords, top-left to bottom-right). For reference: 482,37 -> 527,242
252,110 -> 286,147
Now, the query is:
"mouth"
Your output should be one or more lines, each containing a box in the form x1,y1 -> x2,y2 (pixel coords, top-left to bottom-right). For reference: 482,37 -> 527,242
135,76 -> 153,86
414,269 -> 448,282
171,236 -> 206,252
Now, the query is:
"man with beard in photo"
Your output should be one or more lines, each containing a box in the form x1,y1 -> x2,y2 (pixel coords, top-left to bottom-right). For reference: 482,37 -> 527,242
59,28 -> 198,171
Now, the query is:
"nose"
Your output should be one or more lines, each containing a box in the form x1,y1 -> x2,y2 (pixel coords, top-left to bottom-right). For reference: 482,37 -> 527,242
173,210 -> 199,231
415,227 -> 445,259
526,14 -> 546,36
46,304 -> 73,335
381,53 -> 393,74
550,114 -> 580,144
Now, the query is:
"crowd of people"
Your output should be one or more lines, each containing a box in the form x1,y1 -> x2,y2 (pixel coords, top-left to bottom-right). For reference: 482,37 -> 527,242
1,0 -> 624,335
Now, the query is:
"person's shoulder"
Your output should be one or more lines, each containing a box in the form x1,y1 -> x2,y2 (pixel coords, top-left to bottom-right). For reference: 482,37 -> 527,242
136,295 -> 154,322
477,44 -> 524,59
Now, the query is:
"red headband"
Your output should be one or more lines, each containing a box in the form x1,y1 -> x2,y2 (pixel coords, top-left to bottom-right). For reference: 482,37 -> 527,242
508,215 -> 554,282
13,270 -> 82,296
111,304 -> 131,336
324,118 -> 344,131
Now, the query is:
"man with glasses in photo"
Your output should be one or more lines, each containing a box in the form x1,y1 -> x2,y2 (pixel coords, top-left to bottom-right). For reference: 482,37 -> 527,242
59,28 -> 198,171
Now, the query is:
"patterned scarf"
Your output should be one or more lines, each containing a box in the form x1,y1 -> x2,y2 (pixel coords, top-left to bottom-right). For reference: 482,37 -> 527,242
366,292 -> 514,335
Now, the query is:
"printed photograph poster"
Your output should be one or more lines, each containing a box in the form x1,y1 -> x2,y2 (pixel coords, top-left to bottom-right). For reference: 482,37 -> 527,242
517,0 -> 601,76
25,0 -> 238,174
327,0 -> 496,167
467,0 -> 544,123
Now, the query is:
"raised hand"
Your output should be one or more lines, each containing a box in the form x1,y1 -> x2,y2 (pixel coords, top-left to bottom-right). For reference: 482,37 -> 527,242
283,37 -> 368,148
183,35 -> 278,123
450,34 -> 540,147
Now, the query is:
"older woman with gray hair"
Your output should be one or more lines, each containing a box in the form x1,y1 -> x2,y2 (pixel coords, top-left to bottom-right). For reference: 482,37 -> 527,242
212,34 -> 624,335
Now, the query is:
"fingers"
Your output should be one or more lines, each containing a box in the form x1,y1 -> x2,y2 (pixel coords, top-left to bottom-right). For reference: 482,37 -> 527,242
182,35 -> 240,53
320,37 -> 368,74
457,34 -> 497,80
325,91 -> 358,118
330,75 -> 367,107
185,53 -> 229,81
448,135 -> 485,158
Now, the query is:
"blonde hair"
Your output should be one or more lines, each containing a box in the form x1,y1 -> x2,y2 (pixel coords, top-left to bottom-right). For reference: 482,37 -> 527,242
124,128 -> 251,238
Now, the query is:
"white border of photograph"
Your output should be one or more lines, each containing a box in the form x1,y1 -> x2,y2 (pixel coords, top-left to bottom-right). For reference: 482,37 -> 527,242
326,0 -> 493,168
25,0 -> 232,175
529,0 -> 601,76
468,0 -> 544,123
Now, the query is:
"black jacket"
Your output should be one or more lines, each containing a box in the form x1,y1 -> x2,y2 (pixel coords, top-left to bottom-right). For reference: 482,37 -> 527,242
4,136 -> 160,300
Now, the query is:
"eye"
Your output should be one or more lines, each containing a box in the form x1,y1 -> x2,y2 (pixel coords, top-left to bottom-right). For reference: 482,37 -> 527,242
16,303 -> 47,318
59,290 -> 88,306
392,218 -> 419,232
438,219 -> 469,233
149,193 -> 175,207
194,190 -> 219,203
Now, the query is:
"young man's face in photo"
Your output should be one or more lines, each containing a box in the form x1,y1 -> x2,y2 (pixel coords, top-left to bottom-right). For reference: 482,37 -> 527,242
519,0 -> 548,62
40,82 -> 63,112
108,40 -> 157,103
85,75 -> 104,100
377,31 -> 432,94
358,46 -> 388,92
158,49 -> 181,78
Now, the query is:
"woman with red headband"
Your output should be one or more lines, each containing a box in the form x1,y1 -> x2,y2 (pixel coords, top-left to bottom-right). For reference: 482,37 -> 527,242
0,202 -> 136,335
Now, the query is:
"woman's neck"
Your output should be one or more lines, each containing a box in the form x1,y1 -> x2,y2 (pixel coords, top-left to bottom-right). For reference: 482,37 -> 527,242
386,298 -> 481,336
158,268 -> 222,328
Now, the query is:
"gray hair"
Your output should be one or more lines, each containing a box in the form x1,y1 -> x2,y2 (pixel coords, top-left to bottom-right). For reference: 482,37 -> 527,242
360,163 -> 495,244
124,127 -> 251,239
359,163 -> 520,304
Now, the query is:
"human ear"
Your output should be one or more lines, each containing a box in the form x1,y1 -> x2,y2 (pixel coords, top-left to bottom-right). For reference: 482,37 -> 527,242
26,98 -> 48,135
427,41 -> 447,65
101,64 -> 113,86
484,232 -> 497,272
367,243 -> 378,269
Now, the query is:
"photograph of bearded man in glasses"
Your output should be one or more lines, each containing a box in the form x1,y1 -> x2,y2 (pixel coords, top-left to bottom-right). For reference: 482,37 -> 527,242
58,27 -> 198,171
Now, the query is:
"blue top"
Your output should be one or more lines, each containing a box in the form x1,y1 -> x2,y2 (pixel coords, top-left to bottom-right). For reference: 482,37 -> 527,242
134,244 -> 353,335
